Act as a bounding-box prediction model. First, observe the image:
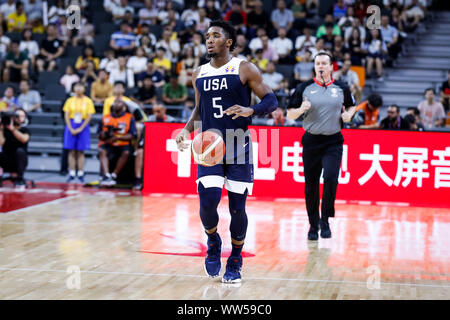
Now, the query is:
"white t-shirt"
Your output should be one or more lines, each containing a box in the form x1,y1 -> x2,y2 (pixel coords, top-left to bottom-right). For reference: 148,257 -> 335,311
0,2 -> 15,19
19,40 -> 39,58
100,58 -> 119,74
156,39 -> 180,61
112,5 -> 134,17
138,7 -> 158,25
271,37 -> 293,56
295,35 -> 317,50
127,56 -> 148,74
108,68 -> 135,88
0,35 -> 11,57
262,72 -> 283,90
180,9 -> 200,24
249,37 -> 264,52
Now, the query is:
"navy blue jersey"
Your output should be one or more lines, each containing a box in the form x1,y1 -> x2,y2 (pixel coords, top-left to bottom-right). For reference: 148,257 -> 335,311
195,57 -> 252,164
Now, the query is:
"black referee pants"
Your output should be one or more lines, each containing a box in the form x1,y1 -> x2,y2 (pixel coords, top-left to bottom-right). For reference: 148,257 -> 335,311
301,132 -> 344,228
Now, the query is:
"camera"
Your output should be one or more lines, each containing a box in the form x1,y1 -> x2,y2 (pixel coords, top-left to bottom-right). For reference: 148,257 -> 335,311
0,112 -> 17,126
103,125 -> 121,139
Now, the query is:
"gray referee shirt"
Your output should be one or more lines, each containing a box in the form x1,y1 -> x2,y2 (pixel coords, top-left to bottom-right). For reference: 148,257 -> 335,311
288,78 -> 355,135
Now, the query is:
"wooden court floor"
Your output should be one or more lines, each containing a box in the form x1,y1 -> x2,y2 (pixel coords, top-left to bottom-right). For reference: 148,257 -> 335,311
0,186 -> 449,299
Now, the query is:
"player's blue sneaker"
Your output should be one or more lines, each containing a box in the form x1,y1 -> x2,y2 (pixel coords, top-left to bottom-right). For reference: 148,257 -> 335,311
222,255 -> 242,283
204,233 -> 222,278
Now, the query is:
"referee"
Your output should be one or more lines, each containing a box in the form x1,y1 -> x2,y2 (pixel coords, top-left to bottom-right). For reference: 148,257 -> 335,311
287,52 -> 356,240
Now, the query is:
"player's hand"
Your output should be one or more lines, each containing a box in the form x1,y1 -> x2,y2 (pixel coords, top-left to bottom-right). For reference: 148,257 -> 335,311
175,128 -> 190,151
224,105 -> 254,120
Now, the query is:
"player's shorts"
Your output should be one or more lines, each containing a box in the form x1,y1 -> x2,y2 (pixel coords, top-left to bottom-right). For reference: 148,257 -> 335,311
63,120 -> 91,151
197,163 -> 254,195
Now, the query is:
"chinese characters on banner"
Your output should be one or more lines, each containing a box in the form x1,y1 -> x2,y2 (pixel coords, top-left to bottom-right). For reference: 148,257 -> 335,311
143,123 -> 450,207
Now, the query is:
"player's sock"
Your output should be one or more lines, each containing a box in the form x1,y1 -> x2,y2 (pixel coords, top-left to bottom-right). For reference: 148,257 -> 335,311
231,242 -> 244,257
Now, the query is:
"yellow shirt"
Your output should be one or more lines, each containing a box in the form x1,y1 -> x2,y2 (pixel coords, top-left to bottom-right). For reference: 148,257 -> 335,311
7,12 -> 27,32
75,56 -> 100,70
63,95 -> 95,120
102,95 -> 131,116
153,57 -> 171,71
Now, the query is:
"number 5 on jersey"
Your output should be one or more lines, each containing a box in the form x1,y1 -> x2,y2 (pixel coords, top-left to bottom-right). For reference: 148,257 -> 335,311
212,97 -> 223,118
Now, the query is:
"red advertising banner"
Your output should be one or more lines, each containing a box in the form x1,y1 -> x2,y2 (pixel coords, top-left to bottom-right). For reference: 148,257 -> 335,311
143,122 -> 450,208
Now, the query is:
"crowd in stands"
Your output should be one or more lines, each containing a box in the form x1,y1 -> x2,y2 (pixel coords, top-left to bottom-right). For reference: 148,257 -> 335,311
0,0 -> 449,189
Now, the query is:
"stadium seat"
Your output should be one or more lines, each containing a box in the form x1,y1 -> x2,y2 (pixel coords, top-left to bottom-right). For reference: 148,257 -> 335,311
44,84 -> 67,101
276,64 -> 294,81
58,57 -> 77,72
33,33 -> 45,46
99,23 -> 117,37
5,32 -> 21,42
148,24 -> 163,40
65,46 -> 83,58
94,35 -> 111,57
38,71 -> 62,93
0,82 -> 19,96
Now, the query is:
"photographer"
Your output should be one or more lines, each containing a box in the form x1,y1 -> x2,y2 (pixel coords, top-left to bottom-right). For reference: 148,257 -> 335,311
0,108 -> 30,188
98,99 -> 137,186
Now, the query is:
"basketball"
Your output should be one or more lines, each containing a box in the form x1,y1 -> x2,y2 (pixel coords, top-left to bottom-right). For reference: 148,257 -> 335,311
191,130 -> 225,167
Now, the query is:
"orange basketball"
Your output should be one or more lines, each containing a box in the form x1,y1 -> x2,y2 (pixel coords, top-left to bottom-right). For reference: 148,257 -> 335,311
191,130 -> 225,167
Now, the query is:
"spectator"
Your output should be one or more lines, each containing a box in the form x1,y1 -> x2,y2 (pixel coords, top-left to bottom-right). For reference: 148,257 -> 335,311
138,0 -> 158,25
0,0 -> 16,23
320,23 -> 336,51
135,23 -> 156,50
261,35 -> 278,63
271,0 -> 294,37
127,47 -> 148,80
309,37 -> 325,58
333,0 -> 347,19
138,35 -> 154,58
332,36 -> 348,65
103,0 -> 120,13
440,70 -> 450,112
196,7 -> 212,34
406,107 -> 425,131
247,0 -> 268,38
291,0 -> 307,32
293,49 -> 313,84
346,27 -> 365,66
379,105 -> 410,130
191,32 -> 206,58
272,28 -> 294,64
132,76 -> 157,106
295,24 -> 316,56
380,13 -> 400,62
75,46 -> 100,73
0,85 -> 19,111
6,1 -> 26,32
155,27 -> 180,62
24,0 -> 43,26
111,0 -> 134,25
71,15 -> 95,47
148,102 -> 175,122
47,0 -> 65,24
98,99 -> 137,186
17,79 -> 41,112
60,65 -> 80,94
417,88 -> 446,129
103,81 -> 131,116
3,40 -> 29,83
333,59 -> 362,104
123,10 -> 138,32
110,22 -> 136,57
343,17 -> 366,43
178,45 -> 199,87
99,49 -> 119,74
62,82 -> 95,183
36,24 -> 64,72
0,108 -> 30,188
337,5 -> 355,31
138,61 -> 165,89
316,14 -> 341,39
56,14 -> 71,46
233,34 -> 251,60
266,107 -> 295,126
178,19 -> 197,48
364,29 -> 387,81
352,93 -> 383,129
80,60 -> 98,86
108,56 -> 134,88
262,61 -> 283,91
162,74 -> 187,114
157,2 -> 180,25
251,48 -> 268,72
0,26 -> 11,61
248,27 -> 267,54
205,0 -> 222,21
19,28 -> 39,69
160,8 -> 183,33
181,3 -> 200,25
90,69 -> 113,104
224,0 -> 247,33
152,47 -> 171,76
404,0 -> 426,26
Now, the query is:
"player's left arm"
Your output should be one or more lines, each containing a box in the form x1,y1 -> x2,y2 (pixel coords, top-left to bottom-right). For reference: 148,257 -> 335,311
224,61 -> 278,120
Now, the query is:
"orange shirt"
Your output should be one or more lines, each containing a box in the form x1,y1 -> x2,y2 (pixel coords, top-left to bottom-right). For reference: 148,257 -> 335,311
356,101 -> 379,125
99,112 -> 134,147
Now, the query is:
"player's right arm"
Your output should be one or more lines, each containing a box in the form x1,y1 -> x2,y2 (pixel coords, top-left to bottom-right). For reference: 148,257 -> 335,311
176,66 -> 201,151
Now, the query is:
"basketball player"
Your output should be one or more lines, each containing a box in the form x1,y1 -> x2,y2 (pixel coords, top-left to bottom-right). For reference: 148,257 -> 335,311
287,52 -> 356,240
175,20 -> 278,283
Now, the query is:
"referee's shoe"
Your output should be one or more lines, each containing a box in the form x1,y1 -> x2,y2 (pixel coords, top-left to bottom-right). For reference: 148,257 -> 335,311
320,219 -> 332,238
